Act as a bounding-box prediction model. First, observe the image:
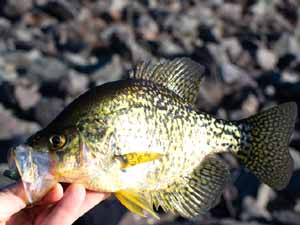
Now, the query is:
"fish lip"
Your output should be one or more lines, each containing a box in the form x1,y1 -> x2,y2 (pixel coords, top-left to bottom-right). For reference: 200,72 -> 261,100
7,147 -> 20,179
10,145 -> 57,203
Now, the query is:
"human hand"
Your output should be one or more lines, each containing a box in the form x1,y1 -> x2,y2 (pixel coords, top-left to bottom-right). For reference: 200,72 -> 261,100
0,182 -> 110,225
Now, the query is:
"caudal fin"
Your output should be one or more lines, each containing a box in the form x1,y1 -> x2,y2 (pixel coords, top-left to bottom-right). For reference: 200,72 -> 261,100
237,102 -> 297,190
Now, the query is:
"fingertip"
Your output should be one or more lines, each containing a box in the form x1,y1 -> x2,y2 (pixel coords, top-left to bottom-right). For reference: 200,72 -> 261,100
65,183 -> 86,202
78,191 -> 110,217
86,190 -> 111,200
43,184 -> 87,225
37,183 -> 64,205
55,183 -> 64,197
49,183 -> 64,201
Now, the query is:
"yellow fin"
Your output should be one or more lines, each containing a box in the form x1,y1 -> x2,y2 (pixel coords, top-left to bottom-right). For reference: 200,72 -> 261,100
115,190 -> 158,218
115,152 -> 162,168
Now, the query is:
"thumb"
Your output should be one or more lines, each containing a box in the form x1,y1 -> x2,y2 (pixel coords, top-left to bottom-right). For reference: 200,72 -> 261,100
0,182 -> 27,221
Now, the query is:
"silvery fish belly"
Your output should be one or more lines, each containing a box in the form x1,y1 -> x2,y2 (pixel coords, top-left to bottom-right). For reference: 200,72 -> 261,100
9,58 -> 297,218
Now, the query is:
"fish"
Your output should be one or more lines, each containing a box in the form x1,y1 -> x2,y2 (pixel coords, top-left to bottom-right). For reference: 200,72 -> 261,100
8,58 -> 297,218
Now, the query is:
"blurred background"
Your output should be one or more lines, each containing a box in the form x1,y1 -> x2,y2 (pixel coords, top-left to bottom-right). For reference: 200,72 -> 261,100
0,0 -> 300,224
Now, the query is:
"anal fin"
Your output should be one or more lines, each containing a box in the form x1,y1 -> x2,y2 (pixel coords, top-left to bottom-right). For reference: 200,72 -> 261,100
150,155 -> 230,218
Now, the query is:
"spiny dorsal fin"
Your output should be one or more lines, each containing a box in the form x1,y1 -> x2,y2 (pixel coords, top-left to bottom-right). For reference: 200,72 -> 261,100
130,58 -> 205,105
150,155 -> 230,218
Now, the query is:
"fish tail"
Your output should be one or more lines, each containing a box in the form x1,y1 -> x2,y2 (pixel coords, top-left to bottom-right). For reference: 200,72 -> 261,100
236,102 -> 297,190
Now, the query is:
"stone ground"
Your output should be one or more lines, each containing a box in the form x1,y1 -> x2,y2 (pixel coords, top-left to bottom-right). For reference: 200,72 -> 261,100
0,1 -> 300,225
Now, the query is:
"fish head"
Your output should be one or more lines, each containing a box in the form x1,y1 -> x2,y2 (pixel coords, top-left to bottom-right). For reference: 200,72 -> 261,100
8,126 -> 85,203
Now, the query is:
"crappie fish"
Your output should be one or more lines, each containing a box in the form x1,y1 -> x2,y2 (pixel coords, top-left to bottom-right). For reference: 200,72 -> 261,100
9,58 -> 297,218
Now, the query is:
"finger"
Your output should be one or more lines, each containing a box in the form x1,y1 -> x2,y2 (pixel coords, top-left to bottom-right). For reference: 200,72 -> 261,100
36,183 -> 64,205
6,183 -> 63,225
0,182 -> 27,221
42,184 -> 86,225
78,191 -> 110,217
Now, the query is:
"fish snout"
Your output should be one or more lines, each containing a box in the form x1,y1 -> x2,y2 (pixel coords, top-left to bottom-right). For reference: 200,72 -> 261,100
9,145 -> 57,203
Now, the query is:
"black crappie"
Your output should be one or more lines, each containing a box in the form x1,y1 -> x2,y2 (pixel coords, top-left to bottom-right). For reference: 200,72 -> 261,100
9,58 -> 297,218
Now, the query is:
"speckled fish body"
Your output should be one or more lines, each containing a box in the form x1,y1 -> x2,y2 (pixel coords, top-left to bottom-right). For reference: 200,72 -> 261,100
9,58 -> 297,218
52,80 -> 237,191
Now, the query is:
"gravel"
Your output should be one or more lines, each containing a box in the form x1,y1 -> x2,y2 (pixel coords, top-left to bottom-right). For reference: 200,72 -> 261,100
0,1 -> 299,225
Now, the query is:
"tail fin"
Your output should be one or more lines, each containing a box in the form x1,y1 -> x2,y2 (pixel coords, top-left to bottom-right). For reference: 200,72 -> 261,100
237,102 -> 297,190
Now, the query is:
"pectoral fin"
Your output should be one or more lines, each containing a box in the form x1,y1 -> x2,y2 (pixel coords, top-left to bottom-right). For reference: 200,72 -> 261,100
114,152 -> 162,169
150,155 -> 230,218
115,190 -> 158,218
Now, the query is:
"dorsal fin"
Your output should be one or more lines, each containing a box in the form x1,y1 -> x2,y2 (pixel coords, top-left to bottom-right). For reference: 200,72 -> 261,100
130,58 -> 205,105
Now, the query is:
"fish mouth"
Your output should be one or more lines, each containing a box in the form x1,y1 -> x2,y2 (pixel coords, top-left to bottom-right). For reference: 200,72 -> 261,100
8,145 -> 57,203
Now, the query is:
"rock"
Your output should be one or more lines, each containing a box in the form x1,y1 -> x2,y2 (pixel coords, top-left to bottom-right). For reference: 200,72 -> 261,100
60,71 -> 89,97
162,12 -> 199,52
220,63 -> 245,84
256,184 -> 276,209
38,0 -> 78,21
290,148 -> 300,170
34,98 -> 65,127
295,199 -> 300,212
100,24 -> 151,61
250,0 -> 274,16
0,103 -> 40,140
118,211 -> 158,225
198,25 -> 218,43
220,63 -> 257,92
277,53 -> 296,70
137,14 -> 159,41
0,163 -> 15,189
0,18 -> 13,52
272,210 -> 300,225
158,34 -> 184,57
0,1 -> 299,224
0,81 -> 18,107
236,51 -> 254,69
241,94 -> 259,117
14,77 -> 40,110
241,196 -> 271,220
1,0 -> 32,20
218,3 -> 242,22
281,71 -> 300,83
0,59 -> 18,83
207,43 -> 228,65
91,55 -> 123,86
197,79 -> 225,111
222,183 -> 239,217
264,85 -> 275,97
256,48 -> 278,70
219,219 -> 269,225
74,199 -> 127,225
274,33 -> 300,56
222,38 -> 243,62
28,57 -> 69,83
14,26 -> 33,45
64,53 -> 92,67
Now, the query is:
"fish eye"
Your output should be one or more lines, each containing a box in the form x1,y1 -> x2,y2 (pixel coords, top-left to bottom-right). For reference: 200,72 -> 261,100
49,134 -> 66,150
